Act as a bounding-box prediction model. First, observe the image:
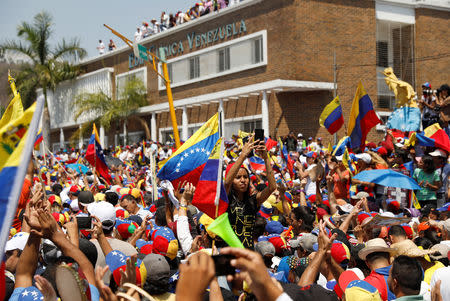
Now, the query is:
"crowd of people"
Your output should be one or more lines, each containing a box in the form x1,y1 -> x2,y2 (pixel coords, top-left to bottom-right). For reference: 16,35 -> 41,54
96,0 -> 247,54
132,0 -> 246,42
3,118 -> 450,301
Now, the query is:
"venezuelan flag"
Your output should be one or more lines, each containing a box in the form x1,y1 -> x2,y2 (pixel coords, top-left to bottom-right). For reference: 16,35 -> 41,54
249,156 -> 266,172
34,129 -> 43,150
85,124 -> 112,184
332,136 -> 350,156
192,138 -> 228,218
157,113 -> 219,188
347,82 -> 381,149
138,140 -> 147,165
319,96 -> 344,135
0,96 -> 43,260
0,75 -> 24,130
342,147 -> 356,176
415,123 -> 450,152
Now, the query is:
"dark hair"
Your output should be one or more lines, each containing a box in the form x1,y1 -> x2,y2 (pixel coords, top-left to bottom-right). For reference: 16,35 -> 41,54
78,238 -> 98,268
105,191 -> 119,206
52,184 -> 63,196
143,277 -> 170,295
253,216 -> 267,239
423,228 -> 441,245
413,237 -> 433,250
366,252 -> 390,263
395,149 -> 409,163
422,155 -> 435,173
292,206 -> 314,231
388,225 -> 407,237
154,206 -> 167,227
122,194 -> 137,203
391,255 -> 422,294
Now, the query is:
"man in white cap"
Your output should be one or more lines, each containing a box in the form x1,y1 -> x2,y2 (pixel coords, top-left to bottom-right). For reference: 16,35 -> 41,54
4,232 -> 30,299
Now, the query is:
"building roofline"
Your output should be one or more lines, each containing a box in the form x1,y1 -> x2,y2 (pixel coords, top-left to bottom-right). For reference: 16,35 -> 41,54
79,0 -> 264,66
53,79 -> 334,129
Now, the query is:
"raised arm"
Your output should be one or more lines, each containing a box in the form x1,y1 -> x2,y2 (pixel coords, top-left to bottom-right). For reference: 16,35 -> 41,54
224,138 -> 257,194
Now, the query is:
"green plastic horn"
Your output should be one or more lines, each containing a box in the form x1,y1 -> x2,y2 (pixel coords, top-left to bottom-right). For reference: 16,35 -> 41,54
207,212 -> 244,249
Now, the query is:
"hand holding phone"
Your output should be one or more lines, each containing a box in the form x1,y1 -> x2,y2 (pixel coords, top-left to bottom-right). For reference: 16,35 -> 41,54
212,254 -> 236,276
76,216 -> 93,230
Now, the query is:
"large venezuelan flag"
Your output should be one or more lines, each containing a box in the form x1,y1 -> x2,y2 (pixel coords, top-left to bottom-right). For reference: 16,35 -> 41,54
192,138 -> 228,218
0,96 -> 43,263
415,123 -> 450,152
85,124 -> 112,184
347,82 -> 381,149
319,96 -> 344,135
157,113 -> 219,188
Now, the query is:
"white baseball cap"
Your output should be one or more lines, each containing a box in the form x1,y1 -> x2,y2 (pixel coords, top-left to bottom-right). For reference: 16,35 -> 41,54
88,201 -> 116,230
429,149 -> 447,158
5,232 -> 29,252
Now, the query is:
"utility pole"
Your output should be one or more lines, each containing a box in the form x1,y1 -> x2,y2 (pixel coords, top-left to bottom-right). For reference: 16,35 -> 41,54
104,24 -> 181,148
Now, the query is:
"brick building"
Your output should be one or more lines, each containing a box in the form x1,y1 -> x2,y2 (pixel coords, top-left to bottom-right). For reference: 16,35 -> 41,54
40,0 -> 450,150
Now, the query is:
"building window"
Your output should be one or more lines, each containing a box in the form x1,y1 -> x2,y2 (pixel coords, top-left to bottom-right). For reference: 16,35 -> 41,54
376,41 -> 388,67
376,20 -> 415,111
243,120 -> 262,133
218,47 -> 230,72
189,56 -> 200,79
159,30 -> 267,90
116,67 -> 147,98
253,37 -> 263,64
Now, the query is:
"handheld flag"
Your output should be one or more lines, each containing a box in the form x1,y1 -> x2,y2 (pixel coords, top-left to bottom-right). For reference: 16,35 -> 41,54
0,96 -> 44,265
248,156 -> 266,172
415,123 -> 450,152
157,113 -> 219,188
332,136 -> 350,156
347,82 -> 381,149
85,124 -> 112,184
34,129 -> 43,150
192,139 -> 229,218
319,96 -> 344,135
342,148 -> 356,176
0,74 -> 24,130
411,192 -> 421,209
138,140 -> 147,165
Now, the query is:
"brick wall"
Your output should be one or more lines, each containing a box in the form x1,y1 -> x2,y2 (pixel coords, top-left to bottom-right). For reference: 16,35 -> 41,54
74,0 -> 449,147
415,8 -> 450,92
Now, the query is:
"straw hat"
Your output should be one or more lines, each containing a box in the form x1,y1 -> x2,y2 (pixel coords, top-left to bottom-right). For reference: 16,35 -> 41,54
358,238 -> 393,260
390,239 -> 434,258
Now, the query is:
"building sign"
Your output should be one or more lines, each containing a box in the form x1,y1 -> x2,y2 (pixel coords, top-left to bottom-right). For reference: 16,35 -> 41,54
129,19 -> 247,69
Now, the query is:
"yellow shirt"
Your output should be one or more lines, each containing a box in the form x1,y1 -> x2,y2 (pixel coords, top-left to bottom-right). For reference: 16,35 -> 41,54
424,261 -> 444,284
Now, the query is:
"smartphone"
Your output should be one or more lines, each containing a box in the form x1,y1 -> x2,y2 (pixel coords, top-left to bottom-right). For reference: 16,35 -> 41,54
212,254 -> 236,276
76,216 -> 93,230
254,128 -> 264,142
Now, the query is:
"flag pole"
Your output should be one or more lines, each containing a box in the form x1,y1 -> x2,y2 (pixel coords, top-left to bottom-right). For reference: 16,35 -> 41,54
333,51 -> 338,145
212,105 -> 224,252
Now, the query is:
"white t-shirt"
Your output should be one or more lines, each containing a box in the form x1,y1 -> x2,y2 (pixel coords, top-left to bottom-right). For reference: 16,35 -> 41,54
305,164 -> 317,196
97,42 -> 105,55
134,31 -> 142,42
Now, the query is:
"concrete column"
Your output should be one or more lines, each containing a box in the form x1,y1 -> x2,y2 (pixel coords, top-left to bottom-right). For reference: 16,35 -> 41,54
78,125 -> 83,149
182,106 -> 188,141
219,99 -> 225,137
261,91 -> 269,136
59,128 -> 64,150
151,113 -> 157,142
100,125 -> 106,147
